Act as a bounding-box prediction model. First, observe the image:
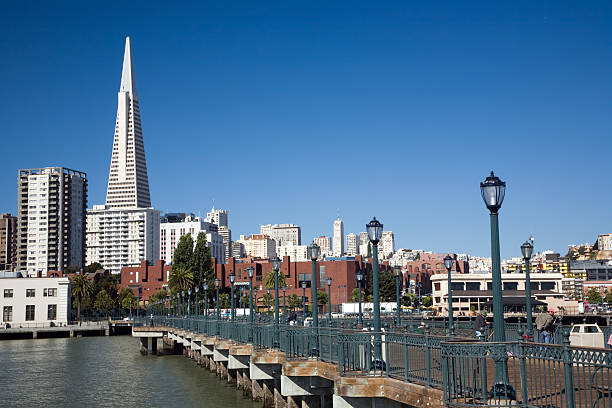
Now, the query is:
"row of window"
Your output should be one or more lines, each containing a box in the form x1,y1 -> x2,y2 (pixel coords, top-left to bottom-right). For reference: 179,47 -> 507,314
2,304 -> 57,321
3,288 -> 57,298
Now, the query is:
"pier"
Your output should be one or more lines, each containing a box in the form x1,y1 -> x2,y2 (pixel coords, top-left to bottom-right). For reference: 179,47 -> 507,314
133,317 -> 612,407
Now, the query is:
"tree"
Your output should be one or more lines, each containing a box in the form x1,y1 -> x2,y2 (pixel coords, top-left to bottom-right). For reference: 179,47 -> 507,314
287,294 -> 300,310
71,275 -> 93,321
65,265 -> 80,275
317,290 -> 328,305
351,288 -> 365,302
119,288 -> 137,311
192,232 -> 212,288
586,288 -> 603,304
94,290 -> 115,317
367,269 -> 395,302
605,291 -> 612,304
168,266 -> 194,295
422,296 -> 433,307
173,234 -> 194,271
94,275 -> 119,304
262,293 -> 273,311
264,270 -> 287,290
149,289 -> 168,303
85,262 -> 104,274
219,293 -> 230,308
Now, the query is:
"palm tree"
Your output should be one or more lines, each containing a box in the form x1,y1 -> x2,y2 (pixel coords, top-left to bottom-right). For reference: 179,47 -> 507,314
168,266 -> 194,294
264,270 -> 287,289
71,274 -> 93,321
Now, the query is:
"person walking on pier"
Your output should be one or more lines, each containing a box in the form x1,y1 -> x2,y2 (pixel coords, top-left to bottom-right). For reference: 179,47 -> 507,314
474,312 -> 486,338
536,308 -> 555,344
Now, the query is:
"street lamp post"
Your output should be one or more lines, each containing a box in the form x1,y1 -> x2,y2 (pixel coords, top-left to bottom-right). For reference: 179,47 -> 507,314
215,278 -> 221,320
267,289 -> 271,314
229,272 -> 236,321
188,289 -> 192,316
327,277 -> 332,322
307,243 -> 321,356
247,266 -> 254,341
271,256 -> 281,349
282,286 -> 287,316
521,239 -> 534,340
301,281 -> 307,315
444,255 -> 455,337
356,271 -> 363,326
394,268 -> 402,327
367,217 -> 384,366
181,291 -> 185,316
481,171 -> 515,400
203,283 -> 209,318
195,286 -> 199,317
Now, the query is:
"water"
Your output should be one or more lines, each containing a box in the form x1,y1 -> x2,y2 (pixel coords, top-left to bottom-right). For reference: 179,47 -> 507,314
0,336 -> 260,408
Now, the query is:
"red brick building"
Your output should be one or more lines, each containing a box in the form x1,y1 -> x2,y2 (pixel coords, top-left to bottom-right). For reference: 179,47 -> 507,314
213,255 -> 393,309
118,260 -> 171,302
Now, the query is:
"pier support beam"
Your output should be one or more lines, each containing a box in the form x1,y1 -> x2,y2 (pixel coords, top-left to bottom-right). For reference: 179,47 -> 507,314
140,337 -> 149,355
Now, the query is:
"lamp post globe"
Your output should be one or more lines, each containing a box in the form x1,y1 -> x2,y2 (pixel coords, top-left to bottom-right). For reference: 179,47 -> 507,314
443,255 -> 455,336
356,271 -> 363,326
480,171 -> 514,400
366,217 -> 384,366
521,240 -> 534,340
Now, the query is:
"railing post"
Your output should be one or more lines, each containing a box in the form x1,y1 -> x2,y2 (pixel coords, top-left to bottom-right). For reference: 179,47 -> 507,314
338,336 -> 345,375
425,324 -> 431,388
403,332 -> 410,382
518,336 -> 528,407
562,329 -> 575,408
477,331 -> 488,402
385,333 -> 390,377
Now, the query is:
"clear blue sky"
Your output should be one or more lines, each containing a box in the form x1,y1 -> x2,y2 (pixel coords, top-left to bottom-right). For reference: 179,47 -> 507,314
1,1 -> 611,259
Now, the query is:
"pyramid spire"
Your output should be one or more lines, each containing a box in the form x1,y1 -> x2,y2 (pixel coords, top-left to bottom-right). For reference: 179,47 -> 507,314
119,36 -> 137,98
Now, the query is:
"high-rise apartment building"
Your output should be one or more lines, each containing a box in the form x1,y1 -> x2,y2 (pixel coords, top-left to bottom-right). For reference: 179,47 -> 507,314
86,37 -> 160,274
381,231 -> 395,258
237,234 -> 276,259
0,213 -> 17,270
159,213 -> 224,264
598,233 -> 612,251
358,232 -> 369,256
346,233 -> 358,256
260,224 -> 301,247
105,37 -> 151,209
333,218 -> 344,256
276,242 -> 308,262
313,236 -> 331,255
17,167 -> 87,276
86,205 -> 159,274
205,207 -> 230,263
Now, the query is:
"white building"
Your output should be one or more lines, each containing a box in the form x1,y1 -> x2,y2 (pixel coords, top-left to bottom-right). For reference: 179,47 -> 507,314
17,167 -> 87,276
598,233 -> 612,251
218,226 -> 231,263
358,232 -> 369,256
238,234 -> 276,259
86,205 -> 160,274
205,207 -> 228,228
86,37 -> 160,274
1,274 -> 71,326
381,231 -> 395,258
276,242 -> 308,262
333,218 -> 344,256
388,248 -> 422,268
159,213 -> 224,264
346,233 -> 358,256
260,224 -> 301,247
313,236 -> 331,256
430,272 -> 565,316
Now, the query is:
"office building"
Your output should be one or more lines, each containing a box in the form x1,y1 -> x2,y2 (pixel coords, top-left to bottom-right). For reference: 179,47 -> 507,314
333,218 -> 344,256
205,207 -> 228,228
237,234 -> 276,259
0,214 -> 17,270
346,233 -> 358,256
313,236 -> 331,255
159,213 -> 224,264
260,224 -> 301,247
17,167 -> 87,276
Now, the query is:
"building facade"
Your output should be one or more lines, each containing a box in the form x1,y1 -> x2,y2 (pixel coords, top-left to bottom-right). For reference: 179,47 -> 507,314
381,231 -> 395,258
0,213 -> 17,271
205,207 -> 230,263
345,233 -> 358,256
313,236 -> 331,255
159,213 -> 224,264
333,218 -> 344,256
205,207 -> 228,227
86,205 -> 160,274
260,224 -> 301,247
238,234 -> 276,259
17,167 -> 87,276
1,275 -> 71,326
598,234 -> 612,252
276,242 -> 308,262
118,260 -> 171,303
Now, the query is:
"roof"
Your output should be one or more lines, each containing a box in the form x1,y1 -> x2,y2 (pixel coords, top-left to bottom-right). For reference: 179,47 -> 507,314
449,290 -> 562,297
483,297 -> 547,307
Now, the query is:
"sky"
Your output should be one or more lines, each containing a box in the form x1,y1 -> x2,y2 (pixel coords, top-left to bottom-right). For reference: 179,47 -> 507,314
1,1 -> 611,259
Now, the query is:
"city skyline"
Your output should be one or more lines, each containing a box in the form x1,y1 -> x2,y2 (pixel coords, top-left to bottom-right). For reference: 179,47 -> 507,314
1,3 -> 611,259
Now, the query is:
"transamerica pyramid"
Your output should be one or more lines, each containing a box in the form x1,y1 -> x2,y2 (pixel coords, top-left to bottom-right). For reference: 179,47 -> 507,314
105,36 -> 151,209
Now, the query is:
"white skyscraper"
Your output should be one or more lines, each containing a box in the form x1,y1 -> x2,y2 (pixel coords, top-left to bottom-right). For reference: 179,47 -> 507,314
333,218 -> 344,256
205,207 -> 228,227
313,236 -> 331,255
86,37 -> 160,274
159,213 -> 224,264
381,231 -> 395,258
346,233 -> 358,256
105,36 -> 151,209
260,224 -> 301,247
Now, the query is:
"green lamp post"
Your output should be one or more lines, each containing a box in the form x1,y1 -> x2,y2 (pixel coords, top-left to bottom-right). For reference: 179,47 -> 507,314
327,277 -> 333,322
246,266 -> 254,341
307,242 -> 321,356
444,255 -> 455,337
367,217 -> 384,367
481,171 -> 515,401
229,272 -> 236,321
271,257 -> 281,348
394,268 -> 402,327
521,238 -> 534,340
356,271 -> 363,326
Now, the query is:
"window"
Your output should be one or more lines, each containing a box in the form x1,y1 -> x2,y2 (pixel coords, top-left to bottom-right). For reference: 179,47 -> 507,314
503,282 -> 518,291
3,289 -> 13,298
47,305 -> 57,320
451,282 -> 465,291
25,305 -> 35,321
43,288 -> 57,297
434,283 -> 441,291
466,282 -> 481,291
3,306 -> 12,322
26,289 -> 36,297
541,282 -> 555,291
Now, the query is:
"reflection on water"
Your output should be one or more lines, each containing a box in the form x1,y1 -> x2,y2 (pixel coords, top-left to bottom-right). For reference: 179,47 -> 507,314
0,336 -> 260,408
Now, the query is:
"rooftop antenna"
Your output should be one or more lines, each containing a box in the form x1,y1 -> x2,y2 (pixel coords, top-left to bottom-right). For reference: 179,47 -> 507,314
212,198 -> 215,210
337,208 -> 340,220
